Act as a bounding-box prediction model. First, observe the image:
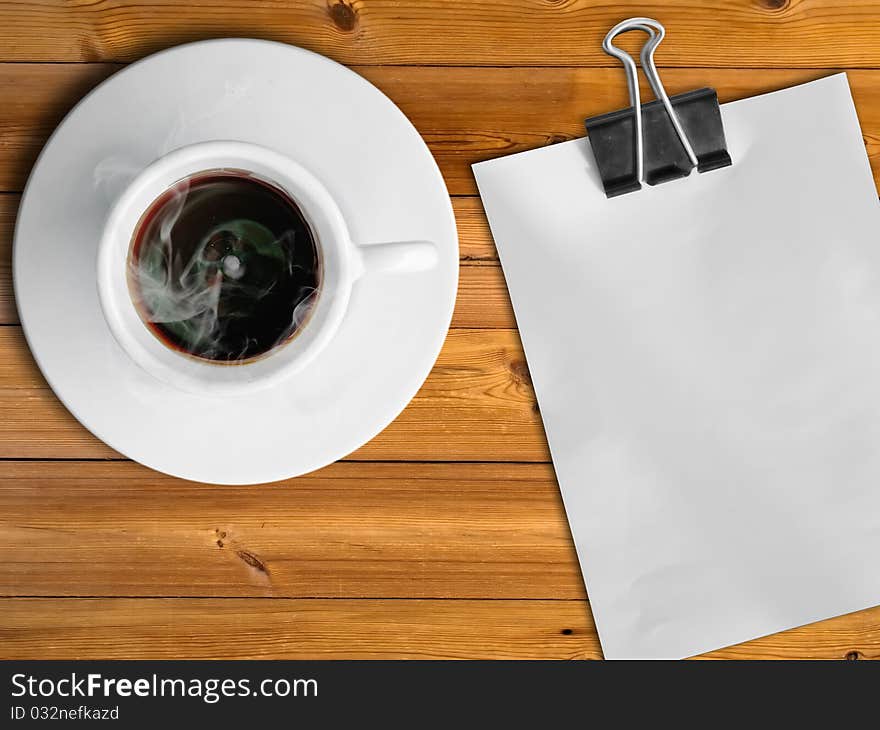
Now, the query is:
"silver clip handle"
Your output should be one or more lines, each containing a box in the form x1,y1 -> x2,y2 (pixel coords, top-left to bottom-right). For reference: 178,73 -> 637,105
602,18 -> 699,184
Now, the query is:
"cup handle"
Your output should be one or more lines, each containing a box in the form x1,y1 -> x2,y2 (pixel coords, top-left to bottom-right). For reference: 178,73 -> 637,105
355,240 -> 439,277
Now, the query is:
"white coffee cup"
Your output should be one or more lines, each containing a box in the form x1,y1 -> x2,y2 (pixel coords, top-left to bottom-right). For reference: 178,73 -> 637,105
97,140 -> 438,396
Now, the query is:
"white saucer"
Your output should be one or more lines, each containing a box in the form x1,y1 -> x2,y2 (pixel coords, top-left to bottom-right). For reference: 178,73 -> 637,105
14,40 -> 458,484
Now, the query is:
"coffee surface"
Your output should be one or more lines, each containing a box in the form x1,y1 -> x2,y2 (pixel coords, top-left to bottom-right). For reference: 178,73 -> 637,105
128,170 -> 321,362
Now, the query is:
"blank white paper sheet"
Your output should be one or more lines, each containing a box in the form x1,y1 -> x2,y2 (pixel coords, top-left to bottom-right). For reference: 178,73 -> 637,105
474,74 -> 880,658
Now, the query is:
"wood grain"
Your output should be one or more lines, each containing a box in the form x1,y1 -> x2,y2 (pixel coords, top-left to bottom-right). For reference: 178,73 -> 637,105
4,65 -> 880,195
0,598 -> 599,660
0,327 -> 548,461
0,194 -> 15,323
1,1 -> 880,68
454,196 -> 497,262
1,597 -> 877,660
453,263 -> 515,329
0,63 -> 117,192
0,460 -> 580,600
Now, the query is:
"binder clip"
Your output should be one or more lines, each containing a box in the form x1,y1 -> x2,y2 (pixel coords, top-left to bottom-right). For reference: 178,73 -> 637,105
584,18 -> 732,198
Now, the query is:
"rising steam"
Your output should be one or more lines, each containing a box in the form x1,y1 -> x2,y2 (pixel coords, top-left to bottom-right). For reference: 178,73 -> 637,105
93,80 -> 322,363
126,174 -> 321,363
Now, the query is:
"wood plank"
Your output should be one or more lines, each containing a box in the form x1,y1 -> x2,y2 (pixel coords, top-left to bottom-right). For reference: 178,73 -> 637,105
1,597 -> 878,660
0,327 -> 548,461
0,64 -> 118,192
454,196 -> 497,262
453,262 -> 514,329
1,1 -> 880,68
0,598 -> 598,660
0,194 -> 15,323
0,195 -> 505,327
0,460 -> 579,599
5,65 -> 880,195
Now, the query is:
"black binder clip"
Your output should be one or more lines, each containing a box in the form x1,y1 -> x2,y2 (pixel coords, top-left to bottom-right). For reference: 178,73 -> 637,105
584,18 -> 732,198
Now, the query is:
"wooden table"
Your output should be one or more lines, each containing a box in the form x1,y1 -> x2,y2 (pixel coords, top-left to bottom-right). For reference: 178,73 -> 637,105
2,0 -> 879,660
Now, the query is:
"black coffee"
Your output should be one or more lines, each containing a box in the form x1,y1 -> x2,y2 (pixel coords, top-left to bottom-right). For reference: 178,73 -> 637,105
128,170 -> 321,362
